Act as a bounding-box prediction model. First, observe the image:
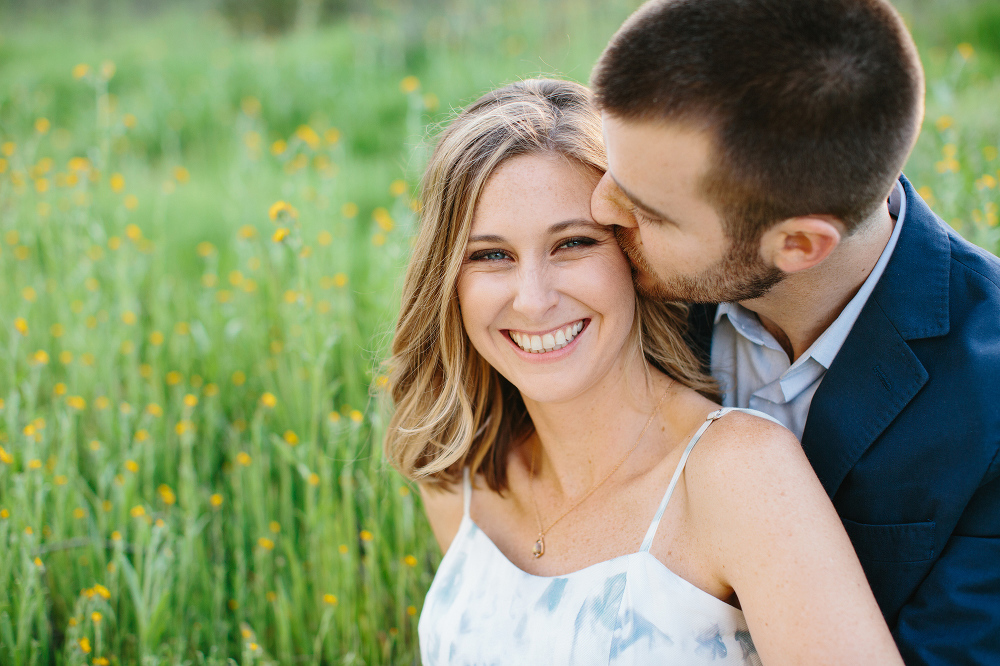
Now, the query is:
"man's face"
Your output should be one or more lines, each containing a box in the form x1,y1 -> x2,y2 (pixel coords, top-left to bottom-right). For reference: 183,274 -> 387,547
592,114 -> 783,303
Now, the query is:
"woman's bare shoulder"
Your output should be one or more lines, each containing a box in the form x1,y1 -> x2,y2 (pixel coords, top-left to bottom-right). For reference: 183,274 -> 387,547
420,477 -> 465,553
684,408 -> 803,478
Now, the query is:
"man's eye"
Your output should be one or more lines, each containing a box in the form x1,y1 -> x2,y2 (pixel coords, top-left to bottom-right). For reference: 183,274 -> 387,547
630,207 -> 660,225
469,249 -> 510,261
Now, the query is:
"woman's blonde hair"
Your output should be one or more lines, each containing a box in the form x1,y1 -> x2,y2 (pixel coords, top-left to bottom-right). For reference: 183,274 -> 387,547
384,79 -> 715,491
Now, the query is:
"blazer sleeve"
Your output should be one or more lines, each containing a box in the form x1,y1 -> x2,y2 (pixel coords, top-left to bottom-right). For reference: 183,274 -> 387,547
893,462 -> 1000,665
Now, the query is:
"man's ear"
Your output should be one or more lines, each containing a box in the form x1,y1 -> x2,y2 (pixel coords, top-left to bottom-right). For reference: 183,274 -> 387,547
759,216 -> 843,274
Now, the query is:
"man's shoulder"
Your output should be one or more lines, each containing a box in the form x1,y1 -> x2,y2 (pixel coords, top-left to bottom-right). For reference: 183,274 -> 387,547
946,224 -> 1000,293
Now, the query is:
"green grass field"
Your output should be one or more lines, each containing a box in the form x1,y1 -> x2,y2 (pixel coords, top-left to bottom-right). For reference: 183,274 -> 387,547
1,1 -> 998,664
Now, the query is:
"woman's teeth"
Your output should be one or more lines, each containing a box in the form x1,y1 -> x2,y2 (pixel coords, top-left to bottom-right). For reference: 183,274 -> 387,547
509,321 -> 584,353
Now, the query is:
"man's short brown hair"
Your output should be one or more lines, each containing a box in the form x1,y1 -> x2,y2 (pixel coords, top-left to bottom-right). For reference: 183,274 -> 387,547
592,0 -> 924,244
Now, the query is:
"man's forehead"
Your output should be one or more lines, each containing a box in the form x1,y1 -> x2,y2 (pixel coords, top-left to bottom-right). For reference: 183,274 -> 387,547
601,113 -> 714,201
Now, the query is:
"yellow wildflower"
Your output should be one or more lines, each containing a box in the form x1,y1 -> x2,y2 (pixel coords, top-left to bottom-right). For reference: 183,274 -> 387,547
158,484 -> 177,505
260,392 -> 277,408
210,493 -> 223,507
295,125 -> 321,149
272,227 -> 290,243
400,75 -> 420,93
373,207 -> 394,231
72,63 -> 90,79
78,637 -> 92,653
130,505 -> 145,518
258,537 -> 275,550
14,317 -> 28,335
323,593 -> 338,605
269,200 -> 299,221
35,118 -> 51,134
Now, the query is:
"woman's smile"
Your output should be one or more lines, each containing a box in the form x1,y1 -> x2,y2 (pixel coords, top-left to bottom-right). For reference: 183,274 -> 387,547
506,319 -> 587,354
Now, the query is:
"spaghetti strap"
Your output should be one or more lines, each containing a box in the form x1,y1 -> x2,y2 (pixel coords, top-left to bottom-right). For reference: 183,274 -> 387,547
462,467 -> 472,517
639,407 -> 782,552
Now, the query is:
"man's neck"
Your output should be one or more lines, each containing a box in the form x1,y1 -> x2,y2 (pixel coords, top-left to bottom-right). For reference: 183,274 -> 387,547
738,208 -> 895,362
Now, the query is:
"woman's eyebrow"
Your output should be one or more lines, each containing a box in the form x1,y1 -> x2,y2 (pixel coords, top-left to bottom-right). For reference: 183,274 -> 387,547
548,219 -> 602,234
467,234 -> 506,244
467,219 -> 600,244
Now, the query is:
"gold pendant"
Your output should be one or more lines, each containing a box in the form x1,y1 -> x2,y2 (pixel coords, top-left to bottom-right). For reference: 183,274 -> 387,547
532,536 -> 545,558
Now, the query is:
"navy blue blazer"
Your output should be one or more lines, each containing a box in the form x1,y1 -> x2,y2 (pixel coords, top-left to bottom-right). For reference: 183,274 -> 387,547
688,175 -> 1000,665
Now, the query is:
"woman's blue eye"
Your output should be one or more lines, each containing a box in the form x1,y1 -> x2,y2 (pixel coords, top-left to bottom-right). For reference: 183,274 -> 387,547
470,249 -> 509,261
559,237 -> 596,250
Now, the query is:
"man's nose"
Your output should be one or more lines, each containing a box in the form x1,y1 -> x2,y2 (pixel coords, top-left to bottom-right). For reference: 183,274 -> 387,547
591,172 -> 638,229
511,264 -> 559,320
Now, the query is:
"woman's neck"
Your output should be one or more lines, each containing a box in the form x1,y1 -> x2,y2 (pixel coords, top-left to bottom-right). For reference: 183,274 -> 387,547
519,357 -> 672,500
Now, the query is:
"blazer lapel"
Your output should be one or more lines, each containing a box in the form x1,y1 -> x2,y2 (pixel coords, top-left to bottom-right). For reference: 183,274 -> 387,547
800,175 -> 950,496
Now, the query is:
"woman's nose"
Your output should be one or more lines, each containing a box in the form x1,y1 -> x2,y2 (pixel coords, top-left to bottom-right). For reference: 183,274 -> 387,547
511,265 -> 559,319
591,172 -> 638,229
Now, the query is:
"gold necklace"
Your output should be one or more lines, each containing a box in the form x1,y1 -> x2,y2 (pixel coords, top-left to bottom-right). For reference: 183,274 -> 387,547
528,383 -> 670,559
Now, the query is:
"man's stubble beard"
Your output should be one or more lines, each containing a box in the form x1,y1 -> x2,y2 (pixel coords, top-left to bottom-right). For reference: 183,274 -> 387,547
613,225 -> 785,304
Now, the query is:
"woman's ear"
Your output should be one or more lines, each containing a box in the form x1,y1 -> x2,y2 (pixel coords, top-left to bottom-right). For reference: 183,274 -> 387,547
759,216 -> 843,274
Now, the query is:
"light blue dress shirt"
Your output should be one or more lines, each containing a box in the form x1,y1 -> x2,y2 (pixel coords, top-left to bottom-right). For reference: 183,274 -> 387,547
710,182 -> 906,440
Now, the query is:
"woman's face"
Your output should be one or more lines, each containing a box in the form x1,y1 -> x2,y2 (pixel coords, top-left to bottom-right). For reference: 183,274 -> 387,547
456,152 -> 637,405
